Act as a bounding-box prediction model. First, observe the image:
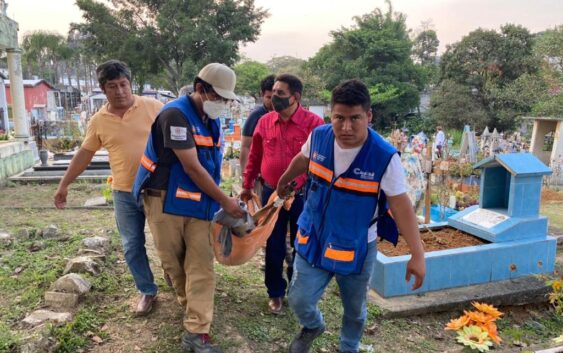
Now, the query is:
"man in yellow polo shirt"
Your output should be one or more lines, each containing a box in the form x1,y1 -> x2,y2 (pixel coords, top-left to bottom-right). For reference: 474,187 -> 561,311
54,60 -> 163,315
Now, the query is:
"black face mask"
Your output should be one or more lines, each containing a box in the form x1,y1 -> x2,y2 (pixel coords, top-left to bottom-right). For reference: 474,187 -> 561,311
272,95 -> 291,112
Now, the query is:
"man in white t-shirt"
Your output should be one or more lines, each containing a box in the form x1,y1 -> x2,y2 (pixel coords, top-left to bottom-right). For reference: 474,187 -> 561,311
276,79 -> 425,353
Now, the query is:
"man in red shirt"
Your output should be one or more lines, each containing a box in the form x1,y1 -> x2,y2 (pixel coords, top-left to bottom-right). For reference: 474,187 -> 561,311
241,74 -> 324,314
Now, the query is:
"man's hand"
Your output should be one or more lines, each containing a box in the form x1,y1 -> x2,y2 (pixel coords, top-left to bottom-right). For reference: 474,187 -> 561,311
54,186 -> 68,209
276,181 -> 296,199
240,188 -> 253,203
221,197 -> 245,218
405,254 -> 426,290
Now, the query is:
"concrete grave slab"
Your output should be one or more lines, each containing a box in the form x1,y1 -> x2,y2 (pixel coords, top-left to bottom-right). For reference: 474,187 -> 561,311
369,274 -> 552,318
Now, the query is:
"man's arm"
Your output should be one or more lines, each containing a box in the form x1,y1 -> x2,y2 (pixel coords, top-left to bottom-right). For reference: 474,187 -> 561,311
240,122 -> 264,200
387,193 -> 426,290
174,148 -> 243,218
54,148 -> 96,209
240,136 -> 252,172
276,153 -> 309,198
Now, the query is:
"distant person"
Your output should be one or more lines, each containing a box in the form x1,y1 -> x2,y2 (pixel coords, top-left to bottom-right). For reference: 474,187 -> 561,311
240,74 -> 275,172
435,126 -> 445,159
54,60 -> 163,315
241,74 -> 324,315
277,79 -> 425,353
133,63 -> 244,353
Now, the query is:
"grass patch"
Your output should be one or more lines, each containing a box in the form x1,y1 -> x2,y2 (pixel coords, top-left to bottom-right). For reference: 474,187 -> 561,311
50,308 -> 106,353
0,322 -> 19,353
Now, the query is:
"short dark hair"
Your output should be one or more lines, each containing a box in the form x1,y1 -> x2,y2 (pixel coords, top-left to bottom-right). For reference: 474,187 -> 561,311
96,60 -> 131,87
260,75 -> 275,93
275,74 -> 303,95
193,77 -> 214,93
331,79 -> 371,112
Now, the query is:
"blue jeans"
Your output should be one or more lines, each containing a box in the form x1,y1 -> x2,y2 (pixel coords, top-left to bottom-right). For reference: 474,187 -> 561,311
288,241 -> 377,353
261,184 -> 304,298
113,191 -> 157,296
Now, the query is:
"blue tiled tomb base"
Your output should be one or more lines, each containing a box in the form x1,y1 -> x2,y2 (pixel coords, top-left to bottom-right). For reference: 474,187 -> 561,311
370,234 -> 556,298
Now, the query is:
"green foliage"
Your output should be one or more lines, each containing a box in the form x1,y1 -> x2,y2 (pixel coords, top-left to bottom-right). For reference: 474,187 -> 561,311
439,24 -> 540,130
234,61 -> 272,98
266,56 -> 305,75
429,80 -> 489,131
0,322 -> 19,353
307,2 -> 423,128
448,129 -> 463,148
75,0 -> 269,94
404,113 -> 436,136
50,309 -> 104,353
21,31 -> 68,82
412,29 -> 439,66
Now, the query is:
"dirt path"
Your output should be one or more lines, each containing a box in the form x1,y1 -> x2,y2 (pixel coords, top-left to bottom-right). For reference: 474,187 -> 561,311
89,228 -> 254,353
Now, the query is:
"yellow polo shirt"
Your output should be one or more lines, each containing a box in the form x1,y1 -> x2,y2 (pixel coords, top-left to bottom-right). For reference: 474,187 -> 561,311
82,95 -> 163,192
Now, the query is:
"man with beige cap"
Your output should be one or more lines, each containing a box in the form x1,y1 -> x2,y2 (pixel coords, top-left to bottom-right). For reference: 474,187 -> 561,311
133,63 -> 243,353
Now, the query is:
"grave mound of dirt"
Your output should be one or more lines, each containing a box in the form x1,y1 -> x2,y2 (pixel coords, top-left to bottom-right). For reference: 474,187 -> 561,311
378,227 -> 488,257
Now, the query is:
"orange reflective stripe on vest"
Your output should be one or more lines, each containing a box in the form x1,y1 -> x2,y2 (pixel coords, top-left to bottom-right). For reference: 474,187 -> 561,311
297,230 -> 309,245
309,160 -> 333,183
141,155 -> 156,172
334,177 -> 379,194
324,247 -> 355,262
193,134 -> 214,147
175,187 -> 202,201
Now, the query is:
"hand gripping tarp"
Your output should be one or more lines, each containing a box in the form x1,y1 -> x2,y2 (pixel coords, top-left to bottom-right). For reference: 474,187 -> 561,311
212,191 -> 294,266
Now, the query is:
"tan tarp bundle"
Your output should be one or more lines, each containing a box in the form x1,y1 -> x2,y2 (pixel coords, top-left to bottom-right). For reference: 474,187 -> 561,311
213,191 -> 294,266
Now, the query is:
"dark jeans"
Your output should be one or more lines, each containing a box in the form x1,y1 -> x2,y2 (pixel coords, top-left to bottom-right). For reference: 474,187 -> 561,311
261,183 -> 304,298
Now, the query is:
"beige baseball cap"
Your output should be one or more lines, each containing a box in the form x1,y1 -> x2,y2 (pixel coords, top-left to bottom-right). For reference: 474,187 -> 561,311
197,63 -> 237,100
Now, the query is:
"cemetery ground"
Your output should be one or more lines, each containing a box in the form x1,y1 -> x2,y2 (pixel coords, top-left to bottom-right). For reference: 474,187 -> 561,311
0,182 -> 562,353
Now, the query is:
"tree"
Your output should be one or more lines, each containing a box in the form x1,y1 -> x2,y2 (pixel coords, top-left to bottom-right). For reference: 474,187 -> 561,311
266,56 -> 305,75
438,24 -> 540,130
306,2 -> 422,130
74,0 -> 268,94
412,29 -> 439,65
429,79 -> 489,131
21,31 -> 67,83
234,60 -> 271,99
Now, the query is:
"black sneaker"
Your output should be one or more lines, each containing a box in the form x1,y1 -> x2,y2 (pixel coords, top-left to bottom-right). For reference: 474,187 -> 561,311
181,332 -> 222,353
288,326 -> 325,353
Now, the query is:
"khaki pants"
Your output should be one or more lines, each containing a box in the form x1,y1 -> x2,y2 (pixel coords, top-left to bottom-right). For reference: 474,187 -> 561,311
143,191 -> 215,333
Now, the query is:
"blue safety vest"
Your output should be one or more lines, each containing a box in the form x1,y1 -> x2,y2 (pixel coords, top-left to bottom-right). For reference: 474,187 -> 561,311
296,124 -> 398,275
132,96 -> 222,220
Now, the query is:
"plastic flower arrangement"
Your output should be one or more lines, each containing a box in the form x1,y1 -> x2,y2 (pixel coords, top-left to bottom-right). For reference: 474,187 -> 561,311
445,302 -> 503,351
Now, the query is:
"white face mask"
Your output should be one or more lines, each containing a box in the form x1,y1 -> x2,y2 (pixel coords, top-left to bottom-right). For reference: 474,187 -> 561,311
202,92 -> 229,119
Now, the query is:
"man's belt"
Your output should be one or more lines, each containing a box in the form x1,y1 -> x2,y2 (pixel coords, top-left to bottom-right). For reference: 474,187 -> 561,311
145,188 -> 163,197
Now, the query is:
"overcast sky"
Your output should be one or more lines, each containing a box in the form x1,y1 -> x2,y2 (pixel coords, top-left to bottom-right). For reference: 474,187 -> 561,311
8,0 -> 563,62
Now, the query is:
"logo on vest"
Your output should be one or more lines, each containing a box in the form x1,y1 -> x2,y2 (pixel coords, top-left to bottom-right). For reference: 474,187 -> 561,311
353,168 -> 375,180
312,151 -> 326,162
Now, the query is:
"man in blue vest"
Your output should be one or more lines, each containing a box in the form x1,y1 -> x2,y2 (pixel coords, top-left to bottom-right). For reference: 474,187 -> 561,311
276,79 -> 426,353
133,63 -> 244,353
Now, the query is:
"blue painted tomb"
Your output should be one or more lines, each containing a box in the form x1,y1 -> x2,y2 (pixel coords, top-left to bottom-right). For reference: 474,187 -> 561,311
371,153 -> 557,297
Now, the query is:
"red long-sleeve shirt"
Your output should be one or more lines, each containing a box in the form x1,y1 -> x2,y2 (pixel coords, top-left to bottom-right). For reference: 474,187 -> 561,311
242,105 -> 324,190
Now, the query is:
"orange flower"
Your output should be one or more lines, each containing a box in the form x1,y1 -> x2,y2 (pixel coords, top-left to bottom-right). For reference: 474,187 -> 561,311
107,175 -> 113,185
552,280 -> 562,292
471,302 -> 503,319
464,310 -> 496,324
478,321 -> 502,344
445,315 -> 470,331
